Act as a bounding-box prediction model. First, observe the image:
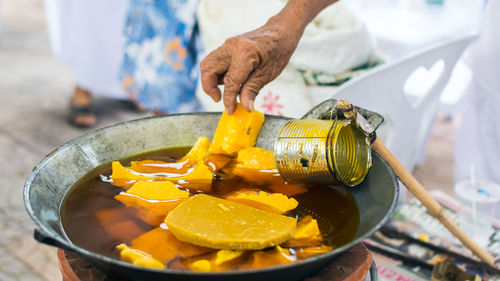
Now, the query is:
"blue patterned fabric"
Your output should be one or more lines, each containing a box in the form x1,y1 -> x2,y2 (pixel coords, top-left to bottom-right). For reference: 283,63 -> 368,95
121,0 -> 201,113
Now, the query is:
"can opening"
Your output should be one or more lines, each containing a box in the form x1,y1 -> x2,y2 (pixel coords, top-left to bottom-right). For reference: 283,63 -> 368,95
328,121 -> 372,187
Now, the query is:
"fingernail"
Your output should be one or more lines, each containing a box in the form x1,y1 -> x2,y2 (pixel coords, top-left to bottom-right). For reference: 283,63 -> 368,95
248,99 -> 254,112
225,107 -> 233,114
211,92 -> 221,102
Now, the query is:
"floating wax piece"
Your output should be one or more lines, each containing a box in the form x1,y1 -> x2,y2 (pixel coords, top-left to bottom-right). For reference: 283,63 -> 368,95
226,191 -> 298,214
214,249 -> 245,266
240,246 -> 295,270
169,161 -> 213,184
230,147 -> 278,185
174,249 -> 247,272
204,154 -> 232,172
129,160 -> 189,174
114,194 -> 185,226
131,227 -> 212,264
236,147 -> 276,170
231,167 -> 278,185
179,137 -> 211,163
295,245 -> 333,259
290,215 -> 321,240
116,244 -> 164,269
126,181 -> 189,200
188,260 -> 211,272
165,194 -> 296,250
114,181 -> 188,225
112,161 -> 155,181
169,161 -> 213,192
281,215 -> 323,247
112,161 -> 213,192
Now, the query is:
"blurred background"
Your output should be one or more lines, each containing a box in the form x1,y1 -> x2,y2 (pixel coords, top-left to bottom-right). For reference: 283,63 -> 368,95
0,0 -> 491,280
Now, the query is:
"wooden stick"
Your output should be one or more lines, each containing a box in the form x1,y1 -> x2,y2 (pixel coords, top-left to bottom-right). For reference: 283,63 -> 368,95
371,138 -> 495,265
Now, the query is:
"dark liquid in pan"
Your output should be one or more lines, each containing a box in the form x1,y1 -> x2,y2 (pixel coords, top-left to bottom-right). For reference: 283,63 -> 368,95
60,147 -> 360,267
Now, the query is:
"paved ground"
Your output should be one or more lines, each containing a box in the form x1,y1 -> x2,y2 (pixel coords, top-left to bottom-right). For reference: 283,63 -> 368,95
0,0 -> 459,280
0,1 -> 149,280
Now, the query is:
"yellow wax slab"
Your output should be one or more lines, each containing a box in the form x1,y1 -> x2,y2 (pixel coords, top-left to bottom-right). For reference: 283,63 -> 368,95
226,191 -> 298,214
208,104 -> 265,156
165,194 -> 297,250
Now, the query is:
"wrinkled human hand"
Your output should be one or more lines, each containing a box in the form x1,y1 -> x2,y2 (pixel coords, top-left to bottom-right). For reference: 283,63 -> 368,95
200,19 -> 303,114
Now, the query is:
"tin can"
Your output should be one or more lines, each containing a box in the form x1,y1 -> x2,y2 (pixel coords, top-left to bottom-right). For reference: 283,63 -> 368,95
274,119 -> 372,187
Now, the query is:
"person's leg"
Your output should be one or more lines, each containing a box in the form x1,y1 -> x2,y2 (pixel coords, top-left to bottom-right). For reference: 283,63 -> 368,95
69,86 -> 96,127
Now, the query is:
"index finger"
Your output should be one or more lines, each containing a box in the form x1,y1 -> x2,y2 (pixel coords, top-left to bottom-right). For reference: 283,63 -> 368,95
200,52 -> 229,102
222,45 -> 260,114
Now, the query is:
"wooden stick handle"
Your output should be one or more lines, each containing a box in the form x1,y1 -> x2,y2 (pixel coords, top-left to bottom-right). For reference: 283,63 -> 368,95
371,138 -> 495,265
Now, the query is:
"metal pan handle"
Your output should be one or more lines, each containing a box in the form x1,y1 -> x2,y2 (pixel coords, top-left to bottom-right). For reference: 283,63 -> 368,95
368,260 -> 378,281
34,228 -> 72,251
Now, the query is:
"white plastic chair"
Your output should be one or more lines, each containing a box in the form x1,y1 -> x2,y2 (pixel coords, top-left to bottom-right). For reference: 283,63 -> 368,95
322,34 -> 477,172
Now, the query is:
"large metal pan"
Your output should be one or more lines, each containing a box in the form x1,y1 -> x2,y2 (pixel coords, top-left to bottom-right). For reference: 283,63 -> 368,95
24,109 -> 398,281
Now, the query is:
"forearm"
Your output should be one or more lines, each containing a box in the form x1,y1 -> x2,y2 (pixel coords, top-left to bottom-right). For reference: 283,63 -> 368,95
269,0 -> 338,32
200,0 -> 337,113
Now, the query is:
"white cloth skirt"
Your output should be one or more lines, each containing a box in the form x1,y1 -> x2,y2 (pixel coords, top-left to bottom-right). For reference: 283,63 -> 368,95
44,0 -> 128,99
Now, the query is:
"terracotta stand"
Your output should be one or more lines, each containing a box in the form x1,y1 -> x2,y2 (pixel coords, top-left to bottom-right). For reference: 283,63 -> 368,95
58,243 -> 373,281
